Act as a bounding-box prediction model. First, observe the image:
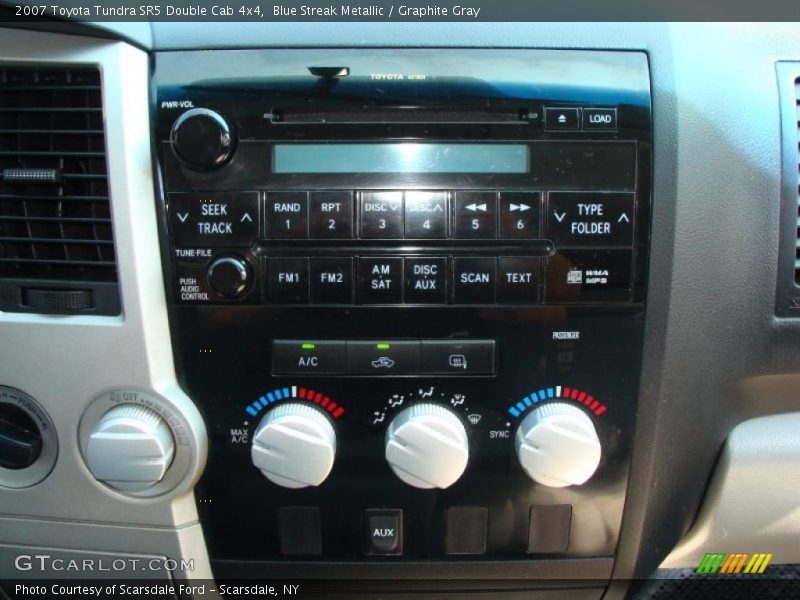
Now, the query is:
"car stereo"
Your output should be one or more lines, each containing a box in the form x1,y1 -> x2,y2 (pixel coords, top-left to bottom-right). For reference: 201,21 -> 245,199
155,48 -> 651,581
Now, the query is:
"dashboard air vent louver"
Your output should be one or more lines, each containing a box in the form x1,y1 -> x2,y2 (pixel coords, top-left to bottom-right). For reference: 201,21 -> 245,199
0,66 -> 120,315
795,77 -> 800,285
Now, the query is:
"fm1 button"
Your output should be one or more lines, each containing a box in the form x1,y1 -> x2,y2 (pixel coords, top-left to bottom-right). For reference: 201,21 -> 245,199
268,257 -> 309,303
405,257 -> 447,304
364,509 -> 402,556
272,340 -> 346,375
548,192 -> 634,246
498,257 -> 540,303
266,191 -> 308,239
357,257 -> 403,304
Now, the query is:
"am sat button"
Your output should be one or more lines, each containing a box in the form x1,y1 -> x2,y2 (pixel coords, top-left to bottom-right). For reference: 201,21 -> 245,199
272,340 -> 346,375
421,340 -> 495,375
364,509 -> 403,556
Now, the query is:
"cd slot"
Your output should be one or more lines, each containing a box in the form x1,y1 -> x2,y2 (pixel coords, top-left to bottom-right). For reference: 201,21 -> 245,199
268,108 -> 533,124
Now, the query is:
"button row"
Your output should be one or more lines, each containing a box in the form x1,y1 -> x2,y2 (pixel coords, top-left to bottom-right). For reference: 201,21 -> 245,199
279,504 -> 571,556
272,340 -> 496,376
169,190 -> 633,247
267,256 -> 541,304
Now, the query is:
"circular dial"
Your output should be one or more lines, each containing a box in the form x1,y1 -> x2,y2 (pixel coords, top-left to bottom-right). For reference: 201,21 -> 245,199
251,403 -> 336,489
384,403 -> 469,489
170,108 -> 234,170
514,402 -> 601,488
207,255 -> 250,298
86,404 -> 176,492
0,402 -> 42,470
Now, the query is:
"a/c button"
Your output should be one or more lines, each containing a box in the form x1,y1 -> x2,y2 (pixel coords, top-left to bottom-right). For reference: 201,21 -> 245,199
272,340 -> 346,375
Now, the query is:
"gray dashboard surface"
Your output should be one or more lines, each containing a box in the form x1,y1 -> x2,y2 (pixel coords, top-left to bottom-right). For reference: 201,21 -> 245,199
3,20 -> 800,595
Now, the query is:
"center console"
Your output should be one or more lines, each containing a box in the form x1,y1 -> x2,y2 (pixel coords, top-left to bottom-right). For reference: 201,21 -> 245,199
154,48 -> 651,582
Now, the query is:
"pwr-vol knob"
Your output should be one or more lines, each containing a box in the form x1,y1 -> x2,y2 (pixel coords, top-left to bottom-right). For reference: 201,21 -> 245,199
251,403 -> 336,489
384,403 -> 469,489
86,404 -> 176,492
515,402 -> 601,488
170,108 -> 235,170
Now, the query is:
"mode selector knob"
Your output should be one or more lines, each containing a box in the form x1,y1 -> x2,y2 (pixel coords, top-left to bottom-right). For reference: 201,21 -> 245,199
86,404 -> 175,492
207,255 -> 250,298
384,403 -> 469,489
251,403 -> 337,489
515,402 -> 601,488
170,108 -> 235,170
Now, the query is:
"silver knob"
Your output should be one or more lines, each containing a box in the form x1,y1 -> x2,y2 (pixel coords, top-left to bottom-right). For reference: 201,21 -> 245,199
515,402 -> 601,488
86,404 -> 175,492
384,403 -> 469,489
251,403 -> 336,489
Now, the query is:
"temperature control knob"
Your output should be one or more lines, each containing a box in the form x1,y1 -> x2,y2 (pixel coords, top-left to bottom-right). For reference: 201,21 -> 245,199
86,404 -> 175,492
251,403 -> 336,489
384,403 -> 469,489
170,108 -> 234,170
515,402 -> 601,488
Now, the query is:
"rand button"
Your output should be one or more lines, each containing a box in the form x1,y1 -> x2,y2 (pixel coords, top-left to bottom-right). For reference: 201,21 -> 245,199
266,191 -> 309,239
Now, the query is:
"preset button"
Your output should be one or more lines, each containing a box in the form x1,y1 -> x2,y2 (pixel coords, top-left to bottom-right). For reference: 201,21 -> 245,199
499,192 -> 540,239
266,191 -> 309,239
309,191 -> 353,239
404,191 -> 447,238
454,191 -> 497,239
360,191 -> 403,238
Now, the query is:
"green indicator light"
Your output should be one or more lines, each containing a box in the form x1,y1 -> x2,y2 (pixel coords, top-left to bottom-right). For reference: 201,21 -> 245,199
376,343 -> 391,350
301,343 -> 316,350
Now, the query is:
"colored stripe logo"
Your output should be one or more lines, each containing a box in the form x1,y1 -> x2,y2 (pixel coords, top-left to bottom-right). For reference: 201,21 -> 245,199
696,552 -> 773,574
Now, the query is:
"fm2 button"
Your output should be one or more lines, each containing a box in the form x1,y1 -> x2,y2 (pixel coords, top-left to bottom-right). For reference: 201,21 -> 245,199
169,192 -> 258,247
364,509 -> 403,556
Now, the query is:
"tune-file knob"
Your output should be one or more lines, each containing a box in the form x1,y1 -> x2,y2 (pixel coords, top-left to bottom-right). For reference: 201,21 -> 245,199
514,402 -> 601,488
251,403 -> 336,489
85,404 -> 175,492
384,403 -> 469,489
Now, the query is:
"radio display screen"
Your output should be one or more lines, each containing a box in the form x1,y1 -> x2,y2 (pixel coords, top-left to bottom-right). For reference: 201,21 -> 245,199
272,143 -> 529,174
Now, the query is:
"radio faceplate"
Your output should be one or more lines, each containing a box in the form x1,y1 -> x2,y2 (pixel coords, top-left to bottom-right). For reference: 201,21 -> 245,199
155,49 -> 651,574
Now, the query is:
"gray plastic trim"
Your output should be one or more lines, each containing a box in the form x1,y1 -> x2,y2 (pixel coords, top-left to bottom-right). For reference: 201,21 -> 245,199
662,412 -> 800,568
0,27 -> 211,580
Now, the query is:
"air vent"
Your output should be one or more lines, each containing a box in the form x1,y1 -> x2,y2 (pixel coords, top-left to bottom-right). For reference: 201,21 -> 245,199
0,66 -> 120,315
795,77 -> 800,285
